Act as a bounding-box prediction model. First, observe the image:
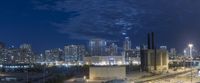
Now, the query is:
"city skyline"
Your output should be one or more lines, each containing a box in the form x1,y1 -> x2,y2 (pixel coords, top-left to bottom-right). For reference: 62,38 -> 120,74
1,0 -> 200,53
0,37 -> 196,55
1,1 -> 200,83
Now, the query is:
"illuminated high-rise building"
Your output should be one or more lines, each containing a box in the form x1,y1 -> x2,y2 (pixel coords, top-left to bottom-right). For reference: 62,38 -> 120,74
122,37 -> 132,64
36,53 -> 45,62
0,44 -> 35,64
45,48 -> 63,62
64,45 -> 85,64
169,48 -> 176,58
1,48 -> 19,64
45,50 -> 51,62
135,46 -> 141,57
89,39 -> 107,56
183,46 -> 197,57
107,43 -> 118,56
20,44 -> 32,51
160,46 -> 167,50
19,44 -> 35,63
123,37 -> 131,50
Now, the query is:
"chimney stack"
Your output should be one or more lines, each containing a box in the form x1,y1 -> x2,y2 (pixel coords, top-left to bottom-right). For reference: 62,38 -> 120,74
147,33 -> 151,49
151,32 -> 155,49
147,32 -> 155,49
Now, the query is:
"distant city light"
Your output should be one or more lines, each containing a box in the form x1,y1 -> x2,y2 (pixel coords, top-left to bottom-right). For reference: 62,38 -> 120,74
188,43 -> 194,58
188,43 -> 193,48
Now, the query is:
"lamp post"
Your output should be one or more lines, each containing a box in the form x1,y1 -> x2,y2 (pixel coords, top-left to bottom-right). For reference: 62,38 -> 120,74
188,43 -> 193,83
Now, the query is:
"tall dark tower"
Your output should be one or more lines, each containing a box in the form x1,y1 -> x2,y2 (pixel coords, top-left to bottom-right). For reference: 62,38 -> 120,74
151,32 -> 155,49
141,32 -> 157,71
147,33 -> 151,49
150,32 -> 157,70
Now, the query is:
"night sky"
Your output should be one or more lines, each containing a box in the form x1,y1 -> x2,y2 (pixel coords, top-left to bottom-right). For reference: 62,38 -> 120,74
1,0 -> 200,53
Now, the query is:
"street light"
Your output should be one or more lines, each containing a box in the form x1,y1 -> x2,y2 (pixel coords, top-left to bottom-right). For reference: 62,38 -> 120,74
188,43 -> 193,83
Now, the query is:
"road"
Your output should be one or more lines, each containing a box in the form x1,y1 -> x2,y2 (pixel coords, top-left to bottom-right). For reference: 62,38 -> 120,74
132,69 -> 197,83
143,69 -> 200,83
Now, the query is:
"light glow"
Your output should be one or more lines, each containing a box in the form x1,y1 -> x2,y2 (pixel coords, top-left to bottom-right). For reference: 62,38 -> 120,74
188,43 -> 193,48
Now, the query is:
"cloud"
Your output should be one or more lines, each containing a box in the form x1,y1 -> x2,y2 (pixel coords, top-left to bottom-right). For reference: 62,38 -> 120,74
32,0 -> 200,41
32,0 -> 144,40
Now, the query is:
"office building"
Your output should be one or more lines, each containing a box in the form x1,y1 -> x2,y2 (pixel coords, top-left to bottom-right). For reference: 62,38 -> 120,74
64,45 -> 85,65
19,44 -> 35,63
169,48 -> 176,59
20,44 -> 31,51
45,48 -> 64,63
89,39 -> 107,56
35,53 -> 45,63
160,46 -> 167,50
107,43 -> 118,56
123,37 -> 131,50
0,48 -> 19,64
0,44 -> 36,64
123,49 -> 134,64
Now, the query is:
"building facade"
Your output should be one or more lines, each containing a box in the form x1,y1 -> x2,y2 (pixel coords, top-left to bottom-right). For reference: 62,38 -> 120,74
45,48 -> 64,63
64,45 -> 85,65
123,37 -> 131,51
141,49 -> 169,72
89,39 -> 107,56
89,66 -> 126,80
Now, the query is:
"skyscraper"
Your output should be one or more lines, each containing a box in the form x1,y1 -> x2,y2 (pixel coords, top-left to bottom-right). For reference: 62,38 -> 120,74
64,45 -> 86,64
1,48 -> 19,64
122,37 -> 132,64
169,48 -> 176,59
107,43 -> 118,56
20,44 -> 32,51
0,43 -> 35,64
19,44 -> 35,63
123,37 -> 131,51
45,48 -> 64,62
160,46 -> 167,50
183,46 -> 196,57
89,39 -> 107,56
